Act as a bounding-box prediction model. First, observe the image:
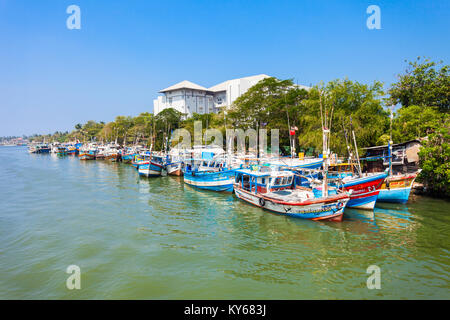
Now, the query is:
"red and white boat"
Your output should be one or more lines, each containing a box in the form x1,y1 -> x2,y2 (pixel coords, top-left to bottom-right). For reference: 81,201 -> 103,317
234,167 -> 351,222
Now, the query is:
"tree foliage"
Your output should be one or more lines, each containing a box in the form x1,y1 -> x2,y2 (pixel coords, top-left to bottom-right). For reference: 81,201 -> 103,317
418,126 -> 450,197
388,58 -> 450,197
388,57 -> 449,112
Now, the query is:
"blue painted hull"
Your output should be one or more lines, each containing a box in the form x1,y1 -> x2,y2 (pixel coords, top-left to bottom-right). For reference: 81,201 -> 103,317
138,162 -> 163,177
377,187 -> 411,204
346,194 -> 378,209
184,170 -> 235,192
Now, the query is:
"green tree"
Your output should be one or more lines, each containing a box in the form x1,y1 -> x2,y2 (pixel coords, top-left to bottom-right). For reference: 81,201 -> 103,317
300,79 -> 388,155
418,126 -> 450,196
388,57 -> 449,112
392,105 -> 445,142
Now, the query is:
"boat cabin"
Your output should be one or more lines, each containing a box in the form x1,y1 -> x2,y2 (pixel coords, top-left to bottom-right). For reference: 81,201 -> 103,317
184,158 -> 226,173
234,167 -> 295,194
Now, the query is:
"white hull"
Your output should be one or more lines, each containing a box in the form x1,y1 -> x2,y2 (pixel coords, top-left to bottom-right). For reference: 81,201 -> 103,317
234,187 -> 349,220
348,200 -> 376,210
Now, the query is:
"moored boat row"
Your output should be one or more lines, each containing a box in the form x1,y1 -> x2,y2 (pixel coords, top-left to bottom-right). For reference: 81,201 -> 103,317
28,138 -> 420,223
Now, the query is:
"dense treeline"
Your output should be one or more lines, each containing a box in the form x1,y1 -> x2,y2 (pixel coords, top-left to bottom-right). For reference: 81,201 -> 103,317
29,57 -> 449,196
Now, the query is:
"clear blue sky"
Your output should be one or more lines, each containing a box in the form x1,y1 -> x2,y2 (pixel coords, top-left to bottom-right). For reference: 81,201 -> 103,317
0,0 -> 449,136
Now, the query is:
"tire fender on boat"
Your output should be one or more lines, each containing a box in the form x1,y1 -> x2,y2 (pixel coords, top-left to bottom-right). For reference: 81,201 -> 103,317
259,197 -> 265,207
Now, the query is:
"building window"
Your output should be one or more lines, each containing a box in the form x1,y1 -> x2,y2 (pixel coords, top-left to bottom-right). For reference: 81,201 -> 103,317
169,98 -> 172,104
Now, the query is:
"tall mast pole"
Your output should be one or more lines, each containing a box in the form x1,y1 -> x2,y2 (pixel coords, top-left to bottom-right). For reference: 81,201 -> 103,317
388,106 -> 393,177
350,116 -> 362,176
320,90 -> 329,197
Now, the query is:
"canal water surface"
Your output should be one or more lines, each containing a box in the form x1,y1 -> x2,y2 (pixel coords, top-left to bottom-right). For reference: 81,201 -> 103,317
0,146 -> 449,299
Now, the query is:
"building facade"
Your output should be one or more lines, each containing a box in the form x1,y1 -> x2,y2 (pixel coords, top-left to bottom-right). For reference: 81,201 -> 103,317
153,74 -> 271,117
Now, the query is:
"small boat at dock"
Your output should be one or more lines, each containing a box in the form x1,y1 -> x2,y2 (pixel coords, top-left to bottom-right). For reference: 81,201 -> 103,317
377,171 -> 421,203
28,143 -> 51,154
233,167 -> 350,221
78,144 -> 98,160
138,154 -> 164,177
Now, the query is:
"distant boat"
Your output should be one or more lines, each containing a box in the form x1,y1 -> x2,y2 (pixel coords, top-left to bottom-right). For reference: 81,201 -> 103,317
78,144 -> 97,160
166,161 -> 183,176
121,147 -> 136,163
56,146 -> 68,156
28,143 -> 51,154
104,144 -> 121,162
66,145 -> 79,155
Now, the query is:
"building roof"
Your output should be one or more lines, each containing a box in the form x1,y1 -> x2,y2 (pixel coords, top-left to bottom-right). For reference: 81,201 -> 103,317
208,74 -> 270,92
362,139 -> 421,150
159,80 -> 209,93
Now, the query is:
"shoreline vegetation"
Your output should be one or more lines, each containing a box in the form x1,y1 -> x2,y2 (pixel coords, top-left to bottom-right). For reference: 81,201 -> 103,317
4,58 -> 450,197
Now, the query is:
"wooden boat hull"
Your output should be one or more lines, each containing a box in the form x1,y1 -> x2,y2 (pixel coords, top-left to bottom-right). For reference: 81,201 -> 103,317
377,173 -> 418,203
341,172 -> 387,210
105,154 -> 120,161
183,170 -> 235,192
79,153 -> 96,160
121,154 -> 134,163
167,162 -> 183,176
234,186 -> 349,221
29,148 -> 51,154
138,161 -> 163,177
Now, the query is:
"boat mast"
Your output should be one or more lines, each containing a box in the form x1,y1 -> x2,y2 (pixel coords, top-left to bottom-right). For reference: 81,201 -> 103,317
350,116 -> 362,176
319,90 -> 329,197
341,117 -> 352,164
388,106 -> 394,177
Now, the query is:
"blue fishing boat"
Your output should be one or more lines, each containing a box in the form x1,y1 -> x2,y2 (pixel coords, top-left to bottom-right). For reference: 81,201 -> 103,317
28,143 -> 51,154
338,172 -> 388,210
138,155 -> 164,177
184,168 -> 236,191
377,172 -> 420,203
183,156 -> 236,192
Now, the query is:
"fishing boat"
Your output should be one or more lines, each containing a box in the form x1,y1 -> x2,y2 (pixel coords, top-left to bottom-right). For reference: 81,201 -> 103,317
183,159 -> 236,191
233,167 -> 350,221
56,146 -> 68,156
66,145 -> 79,155
325,161 -> 387,210
132,153 -> 150,169
95,145 -> 107,160
182,145 -> 239,191
165,148 -> 189,176
166,160 -> 183,176
78,144 -> 98,160
28,143 -> 51,154
138,154 -> 164,177
377,171 -> 420,203
121,147 -> 136,164
338,171 -> 388,210
104,144 -> 121,162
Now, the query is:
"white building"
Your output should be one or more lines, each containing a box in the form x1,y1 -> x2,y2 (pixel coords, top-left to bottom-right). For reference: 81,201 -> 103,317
153,74 -> 271,117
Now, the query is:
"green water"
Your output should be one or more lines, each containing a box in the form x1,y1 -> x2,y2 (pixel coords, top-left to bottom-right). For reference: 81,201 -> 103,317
0,146 -> 449,299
